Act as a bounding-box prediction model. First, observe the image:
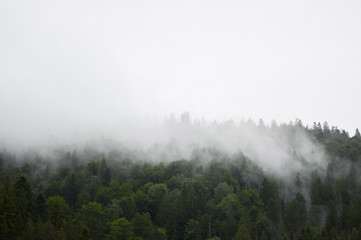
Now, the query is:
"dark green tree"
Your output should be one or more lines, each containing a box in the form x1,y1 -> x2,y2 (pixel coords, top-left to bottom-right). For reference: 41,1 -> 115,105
184,219 -> 202,240
77,202 -> 105,239
0,174 -> 18,238
233,223 -> 251,240
286,192 -> 306,233
131,212 -> 154,240
108,218 -> 134,240
63,174 -> 80,207
46,196 -> 69,230
14,175 -> 32,226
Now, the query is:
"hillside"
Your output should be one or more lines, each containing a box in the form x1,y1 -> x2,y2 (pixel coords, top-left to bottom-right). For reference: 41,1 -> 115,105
1,121 -> 361,239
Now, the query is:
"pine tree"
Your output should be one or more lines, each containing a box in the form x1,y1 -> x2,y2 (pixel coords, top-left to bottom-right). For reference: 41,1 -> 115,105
34,192 -> 46,221
131,212 -> 154,240
286,193 -> 306,233
323,122 -> 331,134
108,218 -> 134,240
355,128 -> 361,138
23,218 -> 36,240
76,186 -> 90,209
184,219 -> 202,240
0,174 -> 18,238
259,230 -> 268,240
63,174 -> 79,207
234,224 -> 251,240
14,175 -> 32,231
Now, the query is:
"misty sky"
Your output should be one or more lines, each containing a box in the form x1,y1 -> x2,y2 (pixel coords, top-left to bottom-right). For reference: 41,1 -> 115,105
1,0 -> 361,145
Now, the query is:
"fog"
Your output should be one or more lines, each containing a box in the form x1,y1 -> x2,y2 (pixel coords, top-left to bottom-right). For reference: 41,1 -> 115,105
0,1 -> 359,175
0,112 -> 328,177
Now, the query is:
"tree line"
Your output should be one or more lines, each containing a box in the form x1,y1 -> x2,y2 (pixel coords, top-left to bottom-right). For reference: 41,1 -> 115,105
1,121 -> 361,239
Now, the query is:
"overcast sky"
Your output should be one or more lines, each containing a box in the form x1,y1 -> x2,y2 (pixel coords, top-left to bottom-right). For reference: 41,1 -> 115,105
1,0 -> 361,145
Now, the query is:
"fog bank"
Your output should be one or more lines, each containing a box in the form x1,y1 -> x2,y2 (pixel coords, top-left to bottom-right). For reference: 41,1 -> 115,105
0,114 -> 328,177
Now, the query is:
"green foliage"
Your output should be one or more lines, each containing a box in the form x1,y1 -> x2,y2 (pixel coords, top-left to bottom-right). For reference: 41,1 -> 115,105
2,123 -> 361,240
76,185 -> 91,209
46,195 -> 69,230
147,183 -> 169,226
105,199 -> 123,221
217,194 -> 242,220
286,192 -> 306,233
34,192 -> 46,220
234,223 -> 251,240
63,174 -> 80,207
131,212 -> 154,240
120,196 -> 137,220
150,227 -> 167,240
108,218 -> 134,240
14,174 -> 32,227
260,178 -> 279,223
184,219 -> 202,240
214,182 -> 234,203
95,180 -> 123,205
0,174 -> 18,238
77,202 -> 105,239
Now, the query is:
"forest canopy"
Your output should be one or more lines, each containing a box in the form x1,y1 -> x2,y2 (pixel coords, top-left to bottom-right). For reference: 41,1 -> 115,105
1,120 -> 361,240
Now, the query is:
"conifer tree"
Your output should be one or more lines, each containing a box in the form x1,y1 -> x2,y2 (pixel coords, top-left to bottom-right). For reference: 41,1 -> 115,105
0,174 -> 18,238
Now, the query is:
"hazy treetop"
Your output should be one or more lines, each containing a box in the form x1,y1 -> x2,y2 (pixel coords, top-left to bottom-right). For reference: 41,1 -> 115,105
1,0 -> 361,145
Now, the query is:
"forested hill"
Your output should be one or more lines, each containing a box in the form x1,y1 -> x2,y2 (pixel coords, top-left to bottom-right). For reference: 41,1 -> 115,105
1,121 -> 361,240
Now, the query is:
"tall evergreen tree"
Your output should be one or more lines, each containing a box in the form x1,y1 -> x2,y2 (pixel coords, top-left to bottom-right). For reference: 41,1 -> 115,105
286,193 -> 306,233
0,174 -> 18,238
355,128 -> 361,138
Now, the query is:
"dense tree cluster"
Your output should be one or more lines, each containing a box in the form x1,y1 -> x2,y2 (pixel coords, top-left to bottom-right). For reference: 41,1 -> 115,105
1,121 -> 361,239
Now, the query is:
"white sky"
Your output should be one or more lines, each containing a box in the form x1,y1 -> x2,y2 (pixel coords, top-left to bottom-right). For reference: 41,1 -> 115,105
1,0 -> 361,144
